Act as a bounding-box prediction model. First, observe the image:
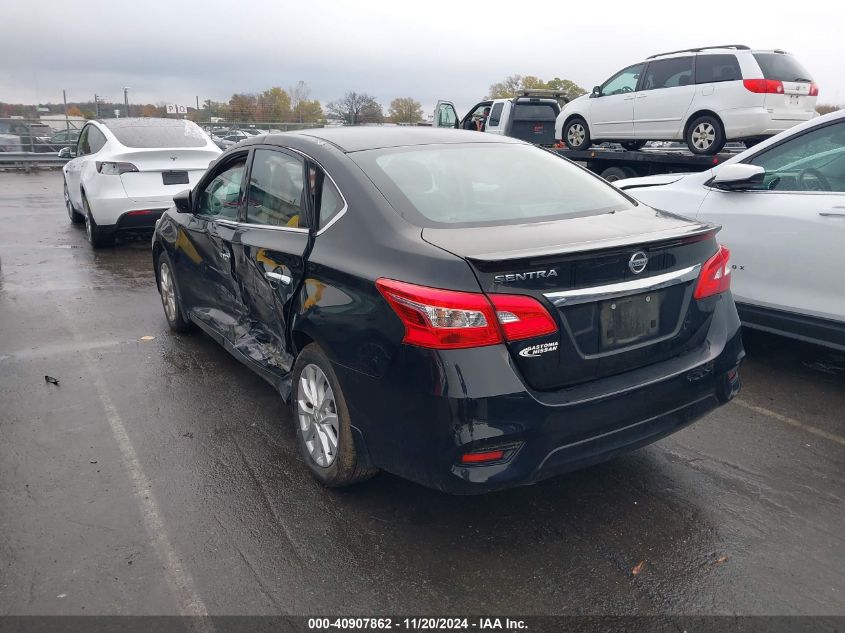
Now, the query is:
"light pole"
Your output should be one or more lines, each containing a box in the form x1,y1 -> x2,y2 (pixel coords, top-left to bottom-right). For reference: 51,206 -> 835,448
123,87 -> 130,118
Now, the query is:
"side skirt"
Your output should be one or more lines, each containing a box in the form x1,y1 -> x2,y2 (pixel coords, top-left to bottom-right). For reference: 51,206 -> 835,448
737,303 -> 845,352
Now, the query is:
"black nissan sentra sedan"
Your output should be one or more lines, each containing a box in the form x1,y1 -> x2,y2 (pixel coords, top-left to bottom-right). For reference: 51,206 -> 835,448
152,127 -> 743,494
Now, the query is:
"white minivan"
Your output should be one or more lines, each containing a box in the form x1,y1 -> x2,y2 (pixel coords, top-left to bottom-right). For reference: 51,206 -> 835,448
556,45 -> 818,155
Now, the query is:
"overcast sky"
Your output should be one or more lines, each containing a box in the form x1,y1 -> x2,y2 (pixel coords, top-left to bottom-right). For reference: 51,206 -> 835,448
2,0 -> 843,116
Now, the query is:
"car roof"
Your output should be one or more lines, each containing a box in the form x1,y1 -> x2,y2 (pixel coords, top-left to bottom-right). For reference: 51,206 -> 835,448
278,127 -> 523,153
99,117 -> 193,129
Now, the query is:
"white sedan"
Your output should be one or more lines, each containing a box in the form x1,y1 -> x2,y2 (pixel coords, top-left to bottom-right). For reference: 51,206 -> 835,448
616,109 -> 845,351
62,118 -> 221,247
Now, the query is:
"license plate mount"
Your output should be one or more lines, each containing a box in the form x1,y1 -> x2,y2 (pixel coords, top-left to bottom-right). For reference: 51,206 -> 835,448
600,292 -> 661,348
162,170 -> 189,185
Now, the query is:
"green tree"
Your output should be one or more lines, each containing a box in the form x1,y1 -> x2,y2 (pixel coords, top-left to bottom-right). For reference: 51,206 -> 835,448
297,99 -> 324,123
260,87 -> 291,121
487,75 -> 586,102
229,93 -> 258,121
388,97 -> 424,124
326,92 -> 383,125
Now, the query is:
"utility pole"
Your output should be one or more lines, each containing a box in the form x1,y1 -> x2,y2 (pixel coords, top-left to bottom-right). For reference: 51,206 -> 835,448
63,89 -> 69,136
123,87 -> 130,117
94,94 -> 100,118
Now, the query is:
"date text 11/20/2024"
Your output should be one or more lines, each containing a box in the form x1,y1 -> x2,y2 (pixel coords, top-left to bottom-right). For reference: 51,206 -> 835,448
308,617 -> 528,630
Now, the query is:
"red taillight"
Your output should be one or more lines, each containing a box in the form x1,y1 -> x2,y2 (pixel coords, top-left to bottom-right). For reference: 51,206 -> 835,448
96,161 -> 139,175
460,449 -> 505,464
809,82 -> 819,97
375,278 -> 557,350
694,246 -> 731,300
743,79 -> 784,94
126,209 -> 153,216
488,293 -> 557,341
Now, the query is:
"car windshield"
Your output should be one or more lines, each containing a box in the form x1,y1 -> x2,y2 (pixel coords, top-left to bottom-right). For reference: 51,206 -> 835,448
105,120 -> 208,148
753,53 -> 813,82
352,143 -> 635,228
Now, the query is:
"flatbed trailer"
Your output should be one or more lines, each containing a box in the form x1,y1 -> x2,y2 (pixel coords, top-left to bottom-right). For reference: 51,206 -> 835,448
552,146 -> 743,181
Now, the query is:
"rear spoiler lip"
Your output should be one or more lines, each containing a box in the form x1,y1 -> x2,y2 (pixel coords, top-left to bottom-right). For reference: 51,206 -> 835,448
462,222 -> 721,265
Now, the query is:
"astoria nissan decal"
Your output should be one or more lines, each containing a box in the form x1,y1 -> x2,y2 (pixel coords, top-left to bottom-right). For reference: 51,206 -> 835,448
494,269 -> 558,283
518,341 -> 559,358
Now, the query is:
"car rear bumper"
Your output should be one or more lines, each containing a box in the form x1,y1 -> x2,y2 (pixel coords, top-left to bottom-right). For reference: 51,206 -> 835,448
88,193 -> 172,228
336,294 -> 744,494
720,107 -> 816,139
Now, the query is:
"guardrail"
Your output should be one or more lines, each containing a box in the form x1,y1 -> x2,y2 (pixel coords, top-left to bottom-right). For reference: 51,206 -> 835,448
0,152 -> 69,171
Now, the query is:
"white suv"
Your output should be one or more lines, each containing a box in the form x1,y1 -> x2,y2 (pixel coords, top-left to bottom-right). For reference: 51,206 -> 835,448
556,45 -> 818,155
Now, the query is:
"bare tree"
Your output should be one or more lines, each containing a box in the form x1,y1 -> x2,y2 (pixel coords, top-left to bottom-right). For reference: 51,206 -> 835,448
326,92 -> 383,125
289,81 -> 311,123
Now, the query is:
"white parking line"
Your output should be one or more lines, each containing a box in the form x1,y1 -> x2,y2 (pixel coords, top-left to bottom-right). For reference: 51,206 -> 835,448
53,302 -> 212,623
733,398 -> 845,447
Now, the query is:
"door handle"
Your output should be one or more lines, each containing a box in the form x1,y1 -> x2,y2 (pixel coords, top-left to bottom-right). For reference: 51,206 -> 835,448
636,94 -> 647,99
819,206 -> 845,217
265,271 -> 291,285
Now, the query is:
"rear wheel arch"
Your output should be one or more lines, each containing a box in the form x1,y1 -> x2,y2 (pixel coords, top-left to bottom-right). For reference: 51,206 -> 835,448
683,109 -> 725,139
152,241 -> 165,290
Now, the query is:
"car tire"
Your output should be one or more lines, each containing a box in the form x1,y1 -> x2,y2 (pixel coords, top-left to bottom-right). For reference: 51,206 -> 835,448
685,115 -> 726,155
156,250 -> 194,333
620,140 -> 647,151
600,166 -> 636,182
292,343 -> 378,488
563,117 -> 592,150
82,196 -> 114,249
64,180 -> 83,224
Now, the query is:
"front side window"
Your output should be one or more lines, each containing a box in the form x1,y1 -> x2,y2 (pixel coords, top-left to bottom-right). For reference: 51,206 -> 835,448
695,54 -> 742,83
436,103 -> 457,128
246,149 -> 307,228
601,64 -> 644,95
641,57 -> 694,90
352,143 -> 634,228
488,103 -> 504,127
196,159 -> 245,219
748,121 -> 845,192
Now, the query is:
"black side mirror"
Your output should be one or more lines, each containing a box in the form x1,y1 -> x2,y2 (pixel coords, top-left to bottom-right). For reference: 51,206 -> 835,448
173,189 -> 193,213
591,85 -> 602,98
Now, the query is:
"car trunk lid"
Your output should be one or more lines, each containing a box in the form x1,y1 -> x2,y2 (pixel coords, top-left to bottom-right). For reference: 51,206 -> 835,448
423,208 -> 721,390
113,148 -> 218,200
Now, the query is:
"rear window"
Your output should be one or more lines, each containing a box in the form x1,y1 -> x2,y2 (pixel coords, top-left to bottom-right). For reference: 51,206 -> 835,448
105,120 -> 208,148
352,143 -> 634,228
752,53 -> 813,82
512,103 -> 558,121
695,54 -> 742,83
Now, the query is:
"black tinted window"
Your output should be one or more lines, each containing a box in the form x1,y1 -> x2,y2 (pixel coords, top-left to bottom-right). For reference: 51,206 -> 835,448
512,103 -> 557,121
488,103 -> 504,126
642,57 -> 694,90
105,120 -> 207,148
753,53 -> 813,82
695,54 -> 742,83
246,149 -> 307,228
197,160 -> 245,220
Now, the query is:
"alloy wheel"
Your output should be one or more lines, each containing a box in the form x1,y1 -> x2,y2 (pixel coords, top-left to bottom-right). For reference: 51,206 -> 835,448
691,122 -> 715,150
159,261 -> 177,323
85,212 -> 92,242
64,183 -> 73,218
567,123 -> 585,147
297,364 -> 339,467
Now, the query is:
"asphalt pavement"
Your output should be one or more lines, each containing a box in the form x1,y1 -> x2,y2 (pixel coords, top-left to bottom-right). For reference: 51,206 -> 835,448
1,171 -> 843,617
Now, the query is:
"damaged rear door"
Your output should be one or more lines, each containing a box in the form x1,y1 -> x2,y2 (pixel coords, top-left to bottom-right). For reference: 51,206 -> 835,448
231,146 -> 312,387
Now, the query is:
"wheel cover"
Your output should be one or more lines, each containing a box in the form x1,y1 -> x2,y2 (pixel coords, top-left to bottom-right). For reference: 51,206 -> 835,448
159,261 -> 177,323
297,364 -> 339,467
567,123 -> 585,146
85,212 -> 92,241
692,122 -> 715,150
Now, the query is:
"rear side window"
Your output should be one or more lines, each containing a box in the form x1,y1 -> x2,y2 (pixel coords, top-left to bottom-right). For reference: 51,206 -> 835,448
88,127 -> 107,153
488,103 -> 504,126
641,57 -> 694,90
695,55 -> 742,83
752,53 -> 813,82
246,149 -> 308,229
317,175 -> 344,230
106,120 -> 207,148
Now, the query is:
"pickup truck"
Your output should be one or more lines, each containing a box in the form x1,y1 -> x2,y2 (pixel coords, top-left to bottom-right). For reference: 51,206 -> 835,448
432,91 -> 564,146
